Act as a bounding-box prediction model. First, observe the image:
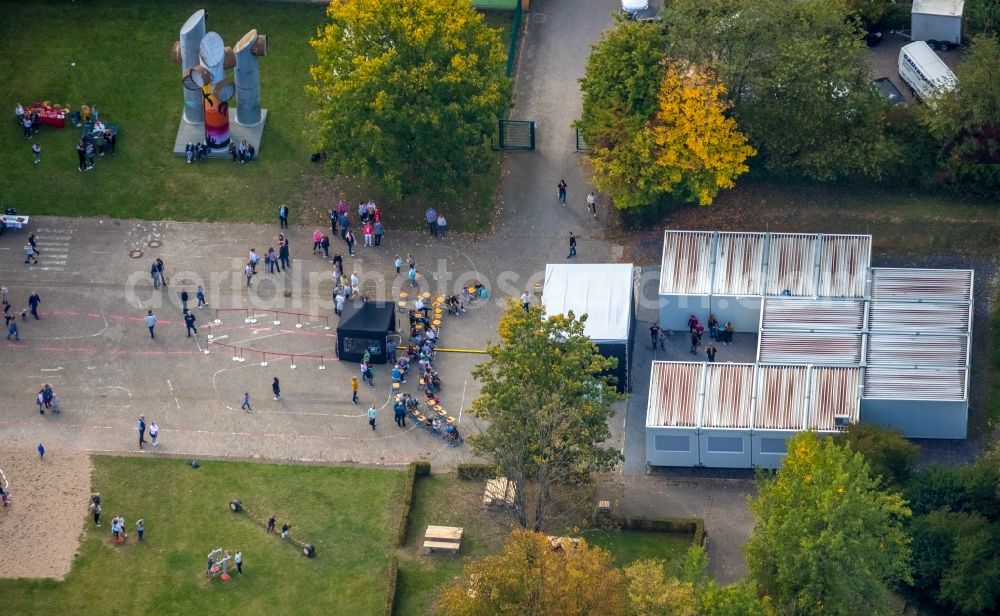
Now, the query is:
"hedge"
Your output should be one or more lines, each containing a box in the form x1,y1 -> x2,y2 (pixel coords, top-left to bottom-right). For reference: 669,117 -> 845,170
456,463 -> 499,480
383,556 -> 399,616
395,461 -> 430,547
607,514 -> 706,547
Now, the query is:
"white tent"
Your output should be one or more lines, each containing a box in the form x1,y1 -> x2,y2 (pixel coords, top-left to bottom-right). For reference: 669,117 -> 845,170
544,263 -> 635,392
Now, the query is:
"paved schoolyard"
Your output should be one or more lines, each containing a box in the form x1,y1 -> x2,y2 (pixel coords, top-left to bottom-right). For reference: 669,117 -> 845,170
0,0 -> 754,583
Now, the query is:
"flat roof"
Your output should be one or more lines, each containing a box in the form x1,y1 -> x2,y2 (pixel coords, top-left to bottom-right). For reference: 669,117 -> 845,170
660,231 -> 870,297
543,264 -> 634,342
646,362 -> 860,431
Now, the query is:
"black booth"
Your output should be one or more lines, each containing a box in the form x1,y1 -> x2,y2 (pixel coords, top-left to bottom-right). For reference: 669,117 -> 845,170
336,301 -> 396,364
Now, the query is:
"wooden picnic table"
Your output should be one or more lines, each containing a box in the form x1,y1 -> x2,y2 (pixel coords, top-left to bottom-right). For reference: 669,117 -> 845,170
425,525 -> 463,542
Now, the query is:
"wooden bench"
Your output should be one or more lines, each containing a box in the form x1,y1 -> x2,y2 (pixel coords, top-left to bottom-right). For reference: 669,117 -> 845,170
423,539 -> 460,554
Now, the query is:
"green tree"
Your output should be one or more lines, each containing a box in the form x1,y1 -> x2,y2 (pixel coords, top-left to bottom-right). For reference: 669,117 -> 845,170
920,34 -> 1000,197
966,0 -> 1000,35
623,547 -> 773,616
837,422 -> 919,487
308,0 -> 511,201
906,459 -> 1000,519
435,530 -> 626,616
909,511 -> 1000,615
468,300 -> 622,531
745,432 -> 912,615
662,0 -> 901,181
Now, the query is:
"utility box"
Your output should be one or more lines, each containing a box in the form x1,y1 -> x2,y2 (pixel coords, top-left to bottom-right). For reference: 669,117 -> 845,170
912,0 -> 964,45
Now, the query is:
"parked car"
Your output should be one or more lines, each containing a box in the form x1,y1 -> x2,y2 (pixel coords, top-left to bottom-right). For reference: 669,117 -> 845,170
621,0 -> 648,15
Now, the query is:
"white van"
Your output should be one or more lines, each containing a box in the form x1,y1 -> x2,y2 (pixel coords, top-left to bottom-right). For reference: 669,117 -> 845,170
898,41 -> 957,103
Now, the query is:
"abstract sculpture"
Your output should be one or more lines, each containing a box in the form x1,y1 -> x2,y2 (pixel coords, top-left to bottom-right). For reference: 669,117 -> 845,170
171,10 -> 267,152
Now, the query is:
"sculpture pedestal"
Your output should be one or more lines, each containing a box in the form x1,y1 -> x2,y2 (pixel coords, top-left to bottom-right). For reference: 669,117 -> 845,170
172,108 -> 268,158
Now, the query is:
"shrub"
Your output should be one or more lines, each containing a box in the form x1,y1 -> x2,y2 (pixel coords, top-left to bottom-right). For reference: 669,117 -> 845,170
610,515 -> 706,546
383,556 -> 399,616
907,461 -> 1000,519
837,422 -> 919,486
456,463 -> 499,481
395,462 -> 421,546
413,460 -> 431,477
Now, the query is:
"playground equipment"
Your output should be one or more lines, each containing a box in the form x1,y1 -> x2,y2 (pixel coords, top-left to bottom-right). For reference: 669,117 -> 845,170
228,499 -> 315,557
206,547 -> 232,580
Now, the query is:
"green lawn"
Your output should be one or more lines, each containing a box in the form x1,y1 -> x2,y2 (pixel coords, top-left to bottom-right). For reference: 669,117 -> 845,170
0,457 -> 405,616
584,529 -> 696,571
0,1 -> 506,231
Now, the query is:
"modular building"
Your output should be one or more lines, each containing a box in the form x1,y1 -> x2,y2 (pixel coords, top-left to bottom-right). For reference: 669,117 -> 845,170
647,231 -> 972,468
646,362 -> 860,469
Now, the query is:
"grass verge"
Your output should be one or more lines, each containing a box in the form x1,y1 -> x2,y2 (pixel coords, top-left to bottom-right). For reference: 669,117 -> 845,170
1,0 -> 505,232
0,456 -> 405,616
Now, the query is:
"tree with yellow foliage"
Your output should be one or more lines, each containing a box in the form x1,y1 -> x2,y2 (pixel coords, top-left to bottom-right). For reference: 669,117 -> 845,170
746,431 -> 912,616
587,61 -> 754,208
435,529 -> 626,616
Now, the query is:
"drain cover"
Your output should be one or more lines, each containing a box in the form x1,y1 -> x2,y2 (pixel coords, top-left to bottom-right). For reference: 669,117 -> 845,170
129,249 -> 144,259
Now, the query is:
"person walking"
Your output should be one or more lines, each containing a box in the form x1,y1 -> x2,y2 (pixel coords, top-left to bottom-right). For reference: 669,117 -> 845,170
137,415 -> 147,449
156,258 -> 167,288
234,550 -> 243,574
394,255 -> 402,274
245,262 -> 254,288
278,239 -> 290,271
184,310 -> 197,336
91,501 -> 102,526
24,241 -> 38,264
329,208 -> 338,234
28,292 -> 41,320
362,222 -> 373,247
149,422 -> 159,447
272,377 -> 281,401
521,292 -> 530,314
249,249 -> 260,274
266,516 -> 276,533
321,234 -> 330,258
312,229 -> 323,254
690,330 -> 699,355
649,323 -> 661,350
145,310 -> 157,339
37,443 -> 45,460
587,191 -> 597,218
373,221 -> 383,247
7,320 -> 19,341
706,344 -> 717,363
241,392 -> 252,412
567,232 -> 577,259
394,401 -> 406,427
136,519 -> 145,542
76,140 -> 86,171
345,230 -> 356,257
197,285 -> 207,307
368,405 -> 377,431
1,285 -> 8,305
351,376 -> 359,404
436,214 -> 447,239
37,390 -> 45,414
278,204 -> 289,228
179,288 -> 189,311
32,142 -> 41,164
407,265 -> 418,288
557,179 -> 568,204
658,327 -> 667,351
425,207 -> 438,237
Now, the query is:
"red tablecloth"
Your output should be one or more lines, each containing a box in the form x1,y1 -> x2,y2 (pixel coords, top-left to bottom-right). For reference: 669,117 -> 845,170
28,107 -> 67,128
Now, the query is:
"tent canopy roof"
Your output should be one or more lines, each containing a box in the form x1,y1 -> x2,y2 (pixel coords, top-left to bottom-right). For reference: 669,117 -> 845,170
543,264 -> 634,343
337,301 -> 395,333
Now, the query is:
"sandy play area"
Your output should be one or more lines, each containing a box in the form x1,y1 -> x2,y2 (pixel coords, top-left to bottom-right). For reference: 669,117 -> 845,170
0,447 -> 92,579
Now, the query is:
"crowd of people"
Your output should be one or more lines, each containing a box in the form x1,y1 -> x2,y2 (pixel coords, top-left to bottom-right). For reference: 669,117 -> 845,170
648,314 -> 736,363
15,101 -> 118,170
